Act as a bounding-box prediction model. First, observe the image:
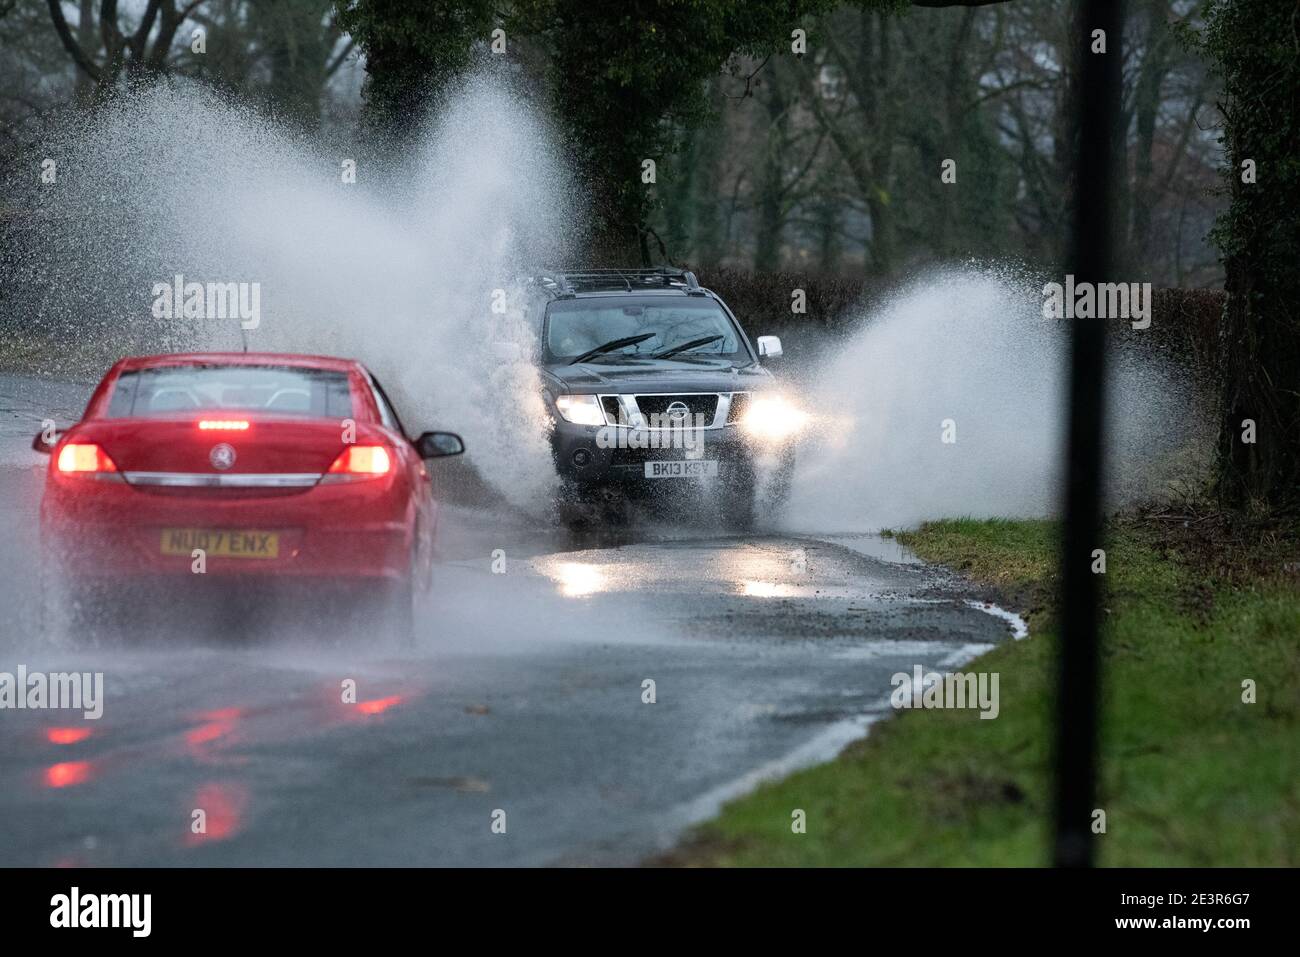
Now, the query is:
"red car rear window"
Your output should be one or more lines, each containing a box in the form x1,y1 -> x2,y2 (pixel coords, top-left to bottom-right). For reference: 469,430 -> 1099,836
105,365 -> 355,419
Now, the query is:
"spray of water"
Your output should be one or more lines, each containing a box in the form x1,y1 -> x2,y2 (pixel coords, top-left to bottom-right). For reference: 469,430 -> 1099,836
782,265 -> 1211,532
14,69 -> 579,512
10,82 -> 1209,536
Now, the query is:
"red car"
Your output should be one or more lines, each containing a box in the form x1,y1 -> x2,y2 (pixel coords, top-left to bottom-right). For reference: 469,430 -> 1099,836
35,352 -> 464,641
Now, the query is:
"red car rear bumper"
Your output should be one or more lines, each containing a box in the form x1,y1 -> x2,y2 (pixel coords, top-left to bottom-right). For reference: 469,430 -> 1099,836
41,474 -> 417,584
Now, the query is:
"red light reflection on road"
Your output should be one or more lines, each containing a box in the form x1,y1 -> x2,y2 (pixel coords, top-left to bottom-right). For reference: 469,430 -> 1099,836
199,707 -> 243,722
186,720 -> 233,747
183,782 -> 249,846
185,707 -> 244,754
356,695 -> 403,716
45,727 -> 93,745
43,761 -> 93,789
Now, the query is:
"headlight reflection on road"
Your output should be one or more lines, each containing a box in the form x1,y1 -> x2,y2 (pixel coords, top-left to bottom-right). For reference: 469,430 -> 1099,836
739,580 -> 800,598
547,561 -> 609,598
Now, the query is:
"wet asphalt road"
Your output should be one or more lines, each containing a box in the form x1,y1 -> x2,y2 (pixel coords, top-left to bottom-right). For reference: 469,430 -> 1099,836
0,374 -> 1017,866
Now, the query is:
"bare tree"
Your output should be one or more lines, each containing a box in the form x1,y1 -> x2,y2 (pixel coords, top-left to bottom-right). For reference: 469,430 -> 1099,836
45,0 -> 209,92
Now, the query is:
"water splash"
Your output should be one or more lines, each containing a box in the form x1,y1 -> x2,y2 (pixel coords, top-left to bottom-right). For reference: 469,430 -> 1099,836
782,265 -> 1210,531
13,69 -> 580,511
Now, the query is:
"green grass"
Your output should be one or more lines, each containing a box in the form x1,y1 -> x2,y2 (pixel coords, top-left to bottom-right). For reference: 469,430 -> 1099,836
669,516 -> 1300,866
0,327 -> 102,380
0,322 -> 162,380
0,328 -> 59,373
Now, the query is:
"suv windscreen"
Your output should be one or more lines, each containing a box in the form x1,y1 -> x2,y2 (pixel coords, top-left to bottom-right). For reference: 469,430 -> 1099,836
545,298 -> 748,362
106,365 -> 355,418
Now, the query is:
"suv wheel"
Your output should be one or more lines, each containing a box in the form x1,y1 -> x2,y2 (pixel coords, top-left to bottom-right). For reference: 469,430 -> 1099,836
760,446 -> 796,514
557,479 -> 622,529
721,458 -> 756,530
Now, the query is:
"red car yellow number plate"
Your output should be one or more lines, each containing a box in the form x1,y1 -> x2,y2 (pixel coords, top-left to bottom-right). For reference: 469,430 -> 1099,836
160,528 -> 280,559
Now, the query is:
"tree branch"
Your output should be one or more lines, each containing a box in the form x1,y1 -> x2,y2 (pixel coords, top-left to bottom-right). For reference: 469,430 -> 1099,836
131,0 -> 162,59
45,0 -> 104,83
326,38 -> 356,77
100,0 -> 122,54
148,0 -> 206,71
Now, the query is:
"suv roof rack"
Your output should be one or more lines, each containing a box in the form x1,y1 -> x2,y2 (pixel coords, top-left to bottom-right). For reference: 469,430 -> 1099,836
533,268 -> 705,297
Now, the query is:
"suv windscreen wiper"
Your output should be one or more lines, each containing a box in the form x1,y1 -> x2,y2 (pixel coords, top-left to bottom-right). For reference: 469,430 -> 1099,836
652,335 -> 724,359
568,333 -> 655,365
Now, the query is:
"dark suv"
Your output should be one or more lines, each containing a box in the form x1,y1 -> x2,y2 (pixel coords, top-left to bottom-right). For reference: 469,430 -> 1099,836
522,269 -> 804,526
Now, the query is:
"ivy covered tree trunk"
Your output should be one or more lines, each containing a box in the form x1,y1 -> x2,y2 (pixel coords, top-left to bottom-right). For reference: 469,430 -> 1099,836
753,60 -> 792,273
335,0 -> 496,142
512,0 -> 836,266
1201,0 -> 1300,511
691,112 -> 727,267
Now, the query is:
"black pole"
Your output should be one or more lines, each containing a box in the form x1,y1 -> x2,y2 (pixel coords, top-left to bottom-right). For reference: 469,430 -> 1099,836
1054,0 -> 1123,868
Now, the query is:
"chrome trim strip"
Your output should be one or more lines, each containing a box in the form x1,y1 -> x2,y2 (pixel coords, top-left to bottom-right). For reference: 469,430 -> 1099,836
123,471 -> 322,488
716,392 -> 734,426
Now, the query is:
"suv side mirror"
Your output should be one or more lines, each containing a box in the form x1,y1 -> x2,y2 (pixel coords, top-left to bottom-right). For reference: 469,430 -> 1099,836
414,431 -> 465,459
757,335 -> 783,358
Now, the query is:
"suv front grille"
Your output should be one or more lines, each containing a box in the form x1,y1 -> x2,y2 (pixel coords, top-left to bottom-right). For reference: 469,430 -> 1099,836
635,394 -> 719,419
594,392 -> 750,429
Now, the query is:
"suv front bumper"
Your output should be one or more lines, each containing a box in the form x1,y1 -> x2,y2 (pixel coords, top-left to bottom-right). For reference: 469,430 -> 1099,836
551,418 -> 756,484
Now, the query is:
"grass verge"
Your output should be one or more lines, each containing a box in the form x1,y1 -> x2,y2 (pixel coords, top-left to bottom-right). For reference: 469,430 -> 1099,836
0,327 -> 105,381
666,511 -> 1299,866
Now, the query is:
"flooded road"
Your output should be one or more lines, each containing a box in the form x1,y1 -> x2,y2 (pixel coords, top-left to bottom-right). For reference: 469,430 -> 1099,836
0,376 -> 1019,866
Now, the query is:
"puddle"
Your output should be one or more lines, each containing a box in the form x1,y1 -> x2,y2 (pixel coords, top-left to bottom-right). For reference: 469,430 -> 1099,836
804,533 -> 923,565
735,580 -> 878,599
938,642 -> 996,666
829,639 -> 965,661
965,600 -> 1030,640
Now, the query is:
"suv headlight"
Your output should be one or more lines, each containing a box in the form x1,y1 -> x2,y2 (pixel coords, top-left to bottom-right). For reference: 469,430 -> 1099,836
555,394 -> 606,426
740,394 -> 809,441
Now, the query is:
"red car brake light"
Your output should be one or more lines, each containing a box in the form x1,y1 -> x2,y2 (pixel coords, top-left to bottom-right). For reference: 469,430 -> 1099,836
55,442 -> 119,476
198,420 -> 250,431
323,445 -> 392,482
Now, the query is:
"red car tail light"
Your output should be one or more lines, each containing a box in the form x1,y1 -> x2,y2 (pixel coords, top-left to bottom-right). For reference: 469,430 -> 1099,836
323,445 -> 392,483
198,419 -> 250,431
55,442 -> 120,478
